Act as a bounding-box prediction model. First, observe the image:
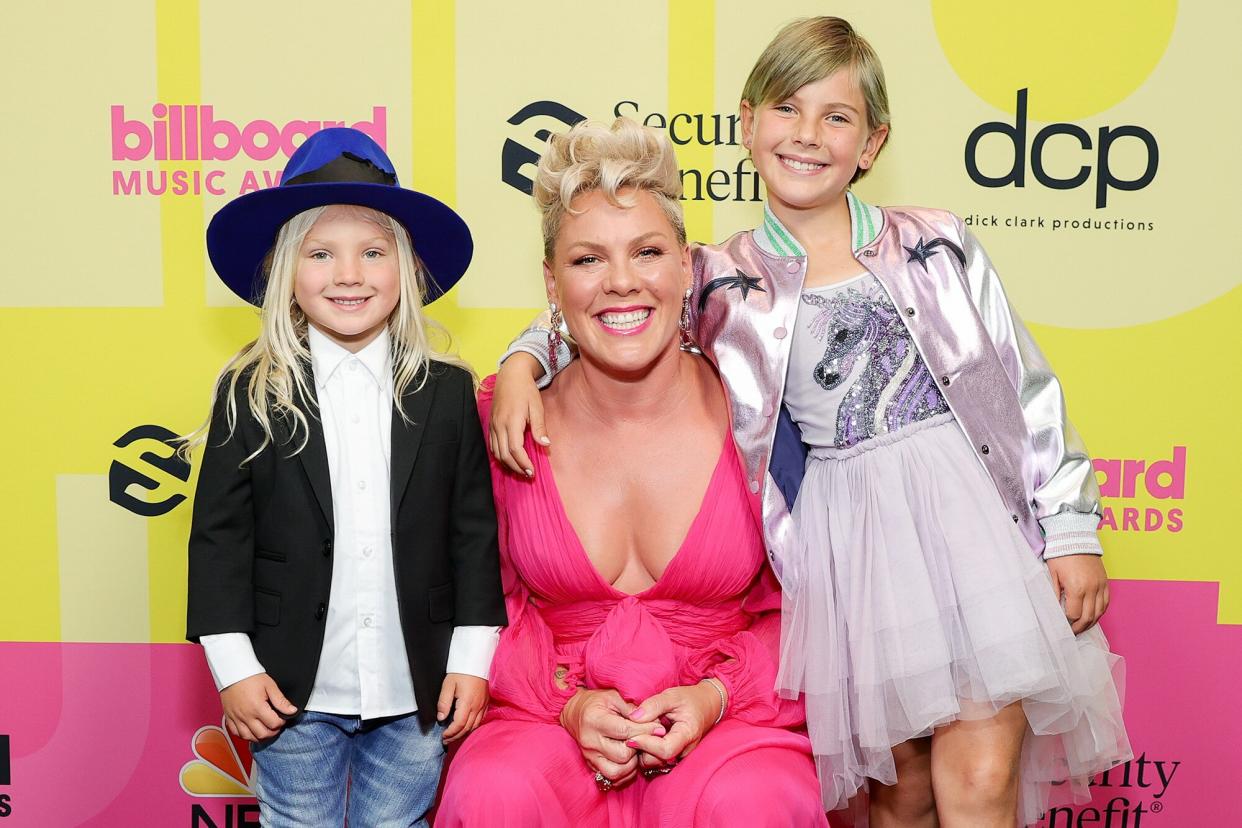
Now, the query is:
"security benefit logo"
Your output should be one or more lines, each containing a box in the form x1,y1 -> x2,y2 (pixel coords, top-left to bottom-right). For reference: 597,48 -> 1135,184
501,99 -> 762,203
109,425 -> 191,517
502,101 -> 588,195
1041,753 -> 1181,828
181,717 -> 258,827
1093,447 -> 1186,534
0,734 -> 11,818
962,89 -> 1159,233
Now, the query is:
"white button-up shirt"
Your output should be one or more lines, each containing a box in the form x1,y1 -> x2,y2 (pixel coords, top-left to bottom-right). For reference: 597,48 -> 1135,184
201,325 -> 499,719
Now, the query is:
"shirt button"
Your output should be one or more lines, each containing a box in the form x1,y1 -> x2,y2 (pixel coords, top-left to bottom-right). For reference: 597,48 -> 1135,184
774,327 -> 787,340
357,480 -> 367,490
351,413 -> 361,424
362,615 -> 375,629
749,479 -> 761,494
348,361 -> 358,372
786,261 -> 799,273
362,545 -> 374,558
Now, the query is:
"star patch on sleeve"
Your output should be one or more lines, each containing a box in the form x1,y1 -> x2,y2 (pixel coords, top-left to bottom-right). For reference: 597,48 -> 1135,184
698,268 -> 767,313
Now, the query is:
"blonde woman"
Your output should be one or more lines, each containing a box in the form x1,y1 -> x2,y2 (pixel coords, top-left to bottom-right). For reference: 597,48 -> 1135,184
437,118 -> 826,827
185,128 -> 505,828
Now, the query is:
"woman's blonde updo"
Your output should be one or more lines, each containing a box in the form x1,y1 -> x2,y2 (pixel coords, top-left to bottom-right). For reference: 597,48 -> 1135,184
533,117 -> 686,260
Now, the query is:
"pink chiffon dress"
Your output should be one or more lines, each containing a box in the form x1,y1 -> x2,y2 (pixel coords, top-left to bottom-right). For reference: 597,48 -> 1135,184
437,381 -> 828,827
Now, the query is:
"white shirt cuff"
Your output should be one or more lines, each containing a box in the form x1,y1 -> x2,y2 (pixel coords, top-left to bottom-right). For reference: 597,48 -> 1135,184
1040,511 -> 1104,559
445,625 -> 501,680
200,633 -> 266,691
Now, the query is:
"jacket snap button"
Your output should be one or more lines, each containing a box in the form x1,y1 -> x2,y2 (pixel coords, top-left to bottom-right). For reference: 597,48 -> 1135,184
981,444 -> 990,455
905,307 -> 915,316
1011,514 -> 1020,523
940,376 -> 950,386
322,539 -> 333,557
786,261 -> 799,273
774,327 -> 787,340
315,603 -> 327,620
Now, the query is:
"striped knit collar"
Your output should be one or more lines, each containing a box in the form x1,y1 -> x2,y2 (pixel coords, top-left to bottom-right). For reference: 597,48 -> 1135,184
754,191 -> 884,257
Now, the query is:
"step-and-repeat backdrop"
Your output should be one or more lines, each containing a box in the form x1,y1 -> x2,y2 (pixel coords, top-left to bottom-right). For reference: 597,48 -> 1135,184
1,1 -> 1238,825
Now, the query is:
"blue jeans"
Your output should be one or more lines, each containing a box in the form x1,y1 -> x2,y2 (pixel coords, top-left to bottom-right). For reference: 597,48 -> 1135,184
251,710 -> 444,827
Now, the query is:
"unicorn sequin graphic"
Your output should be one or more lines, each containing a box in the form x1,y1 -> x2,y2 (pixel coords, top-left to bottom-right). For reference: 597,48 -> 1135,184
801,280 -> 949,448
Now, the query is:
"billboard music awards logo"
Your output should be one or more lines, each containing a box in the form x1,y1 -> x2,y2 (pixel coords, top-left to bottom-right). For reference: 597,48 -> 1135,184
962,89 -> 1160,234
110,105 -> 387,196
1041,753 -> 1181,827
181,717 -> 259,827
502,99 -> 762,203
1093,447 -> 1186,533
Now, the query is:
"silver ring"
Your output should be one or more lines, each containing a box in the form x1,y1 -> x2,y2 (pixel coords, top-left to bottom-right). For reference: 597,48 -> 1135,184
594,771 -> 613,792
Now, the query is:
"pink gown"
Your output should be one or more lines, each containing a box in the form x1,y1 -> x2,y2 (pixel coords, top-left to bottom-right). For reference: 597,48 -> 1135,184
438,382 -> 827,827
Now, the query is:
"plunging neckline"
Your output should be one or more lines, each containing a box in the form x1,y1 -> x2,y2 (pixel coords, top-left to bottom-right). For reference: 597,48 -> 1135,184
534,433 -> 734,599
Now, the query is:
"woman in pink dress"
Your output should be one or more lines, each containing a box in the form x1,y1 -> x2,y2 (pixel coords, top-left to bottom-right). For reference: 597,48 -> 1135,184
437,119 -> 826,826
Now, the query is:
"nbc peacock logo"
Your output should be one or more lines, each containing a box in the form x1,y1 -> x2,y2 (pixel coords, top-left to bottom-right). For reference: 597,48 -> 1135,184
179,718 -> 255,798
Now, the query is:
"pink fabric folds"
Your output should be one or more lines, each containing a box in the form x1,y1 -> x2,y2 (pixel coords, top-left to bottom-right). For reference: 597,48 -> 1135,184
438,378 -> 826,827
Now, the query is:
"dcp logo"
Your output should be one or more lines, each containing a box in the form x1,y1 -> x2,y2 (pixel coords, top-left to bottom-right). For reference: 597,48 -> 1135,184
965,89 -> 1159,208
109,424 -> 191,517
501,101 -> 586,195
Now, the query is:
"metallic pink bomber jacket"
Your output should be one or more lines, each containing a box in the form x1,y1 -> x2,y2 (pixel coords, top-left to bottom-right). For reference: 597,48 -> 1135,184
508,192 -> 1103,586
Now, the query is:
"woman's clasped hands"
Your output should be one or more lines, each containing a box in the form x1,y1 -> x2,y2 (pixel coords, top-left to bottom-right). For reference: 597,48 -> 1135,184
559,680 -> 728,791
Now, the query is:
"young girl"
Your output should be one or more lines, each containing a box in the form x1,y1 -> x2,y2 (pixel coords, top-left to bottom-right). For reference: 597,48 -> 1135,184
491,18 -> 1130,827
185,127 -> 506,827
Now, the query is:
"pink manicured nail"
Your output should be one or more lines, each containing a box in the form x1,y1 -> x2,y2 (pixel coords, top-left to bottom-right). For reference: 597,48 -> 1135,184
626,740 -> 640,749
652,726 -> 667,737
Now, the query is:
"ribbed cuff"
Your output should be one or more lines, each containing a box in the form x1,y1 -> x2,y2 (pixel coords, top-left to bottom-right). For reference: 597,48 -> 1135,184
1040,511 -> 1104,559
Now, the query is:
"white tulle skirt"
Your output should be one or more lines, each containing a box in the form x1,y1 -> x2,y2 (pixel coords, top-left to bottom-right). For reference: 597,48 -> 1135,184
777,414 -> 1131,826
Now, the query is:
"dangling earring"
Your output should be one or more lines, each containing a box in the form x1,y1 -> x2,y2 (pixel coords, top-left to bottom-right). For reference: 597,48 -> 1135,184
679,288 -> 699,353
548,301 -> 564,373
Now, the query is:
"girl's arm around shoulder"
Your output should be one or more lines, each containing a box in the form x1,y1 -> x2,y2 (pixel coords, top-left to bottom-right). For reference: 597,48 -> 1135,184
949,215 -> 1104,559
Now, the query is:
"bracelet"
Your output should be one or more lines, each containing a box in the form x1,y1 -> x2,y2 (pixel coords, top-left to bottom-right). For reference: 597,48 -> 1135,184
700,677 -> 727,725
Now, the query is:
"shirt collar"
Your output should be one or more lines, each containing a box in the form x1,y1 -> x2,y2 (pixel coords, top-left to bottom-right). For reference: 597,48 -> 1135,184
308,325 -> 391,389
753,190 -> 885,257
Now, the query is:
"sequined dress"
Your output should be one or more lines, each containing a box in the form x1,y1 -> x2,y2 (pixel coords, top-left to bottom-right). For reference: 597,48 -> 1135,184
777,273 -> 1130,825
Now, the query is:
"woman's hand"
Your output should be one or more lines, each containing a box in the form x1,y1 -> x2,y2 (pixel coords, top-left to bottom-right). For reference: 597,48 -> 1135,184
1046,554 -> 1110,634
625,680 -> 726,771
489,353 -> 550,477
559,688 -> 665,789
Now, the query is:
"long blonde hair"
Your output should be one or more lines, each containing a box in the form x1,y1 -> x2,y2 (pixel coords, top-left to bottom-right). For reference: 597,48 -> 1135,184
184,204 -> 471,462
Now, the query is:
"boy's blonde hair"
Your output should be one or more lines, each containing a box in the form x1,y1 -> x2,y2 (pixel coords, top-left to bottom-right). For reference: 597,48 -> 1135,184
741,16 -> 890,182
185,205 -> 470,462
533,117 -> 686,260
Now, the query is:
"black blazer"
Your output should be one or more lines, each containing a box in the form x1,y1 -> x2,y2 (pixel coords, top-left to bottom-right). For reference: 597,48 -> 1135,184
186,361 -> 507,724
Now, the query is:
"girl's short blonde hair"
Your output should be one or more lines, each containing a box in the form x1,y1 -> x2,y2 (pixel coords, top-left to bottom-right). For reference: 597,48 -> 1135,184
533,117 -> 686,260
741,17 -> 890,182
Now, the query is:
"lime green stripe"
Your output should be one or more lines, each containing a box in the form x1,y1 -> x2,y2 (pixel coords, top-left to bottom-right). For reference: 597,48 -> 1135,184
849,193 -> 864,250
767,211 -> 803,256
859,200 -> 876,248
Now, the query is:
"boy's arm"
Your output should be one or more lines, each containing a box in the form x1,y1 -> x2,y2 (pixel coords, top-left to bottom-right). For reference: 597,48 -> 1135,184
448,367 -> 508,628
200,632 -> 265,691
187,382 -> 259,641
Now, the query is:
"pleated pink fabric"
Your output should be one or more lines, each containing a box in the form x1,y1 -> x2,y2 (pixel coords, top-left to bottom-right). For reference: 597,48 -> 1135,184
438,380 -> 827,827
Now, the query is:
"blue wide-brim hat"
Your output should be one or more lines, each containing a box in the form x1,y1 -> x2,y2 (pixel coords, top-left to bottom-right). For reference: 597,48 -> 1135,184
206,127 -> 471,305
